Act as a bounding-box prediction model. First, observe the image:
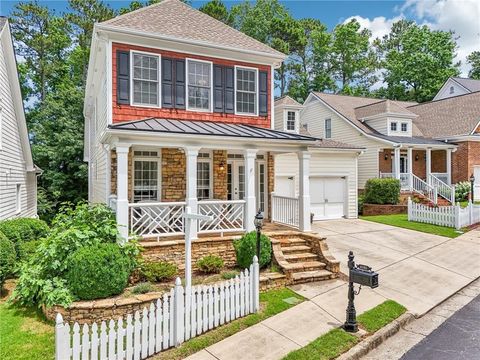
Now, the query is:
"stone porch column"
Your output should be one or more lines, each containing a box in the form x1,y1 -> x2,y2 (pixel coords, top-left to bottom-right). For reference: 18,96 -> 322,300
446,148 -> 452,185
394,147 -> 401,180
426,148 -> 432,183
185,147 -> 200,240
407,147 -> 413,190
116,144 -> 131,242
298,151 -> 311,232
244,149 -> 258,232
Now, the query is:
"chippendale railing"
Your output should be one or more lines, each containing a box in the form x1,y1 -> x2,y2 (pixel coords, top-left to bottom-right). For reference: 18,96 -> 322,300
198,200 -> 246,234
129,202 -> 186,238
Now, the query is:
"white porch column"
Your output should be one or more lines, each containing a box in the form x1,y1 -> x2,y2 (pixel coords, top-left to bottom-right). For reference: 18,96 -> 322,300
426,148 -> 432,184
185,147 -> 200,240
116,144 -> 131,242
298,151 -> 311,232
407,147 -> 413,190
244,149 -> 258,232
446,148 -> 452,185
394,147 -> 401,180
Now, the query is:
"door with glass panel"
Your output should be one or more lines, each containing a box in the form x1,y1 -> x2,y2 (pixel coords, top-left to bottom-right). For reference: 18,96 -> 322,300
227,161 -> 245,200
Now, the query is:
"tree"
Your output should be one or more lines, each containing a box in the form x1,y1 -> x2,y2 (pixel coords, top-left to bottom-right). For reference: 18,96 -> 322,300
377,20 -> 460,102
467,51 -> 480,80
199,0 -> 233,25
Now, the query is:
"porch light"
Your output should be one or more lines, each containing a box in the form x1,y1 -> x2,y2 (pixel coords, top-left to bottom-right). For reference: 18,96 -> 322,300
470,174 -> 475,202
254,210 -> 264,260
384,153 -> 388,160
415,154 -> 419,161
219,161 -> 225,171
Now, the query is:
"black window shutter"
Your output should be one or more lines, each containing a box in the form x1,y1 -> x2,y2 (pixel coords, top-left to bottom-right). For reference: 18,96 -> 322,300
259,70 -> 268,116
213,65 -> 224,113
116,50 -> 130,104
224,66 -> 234,114
162,58 -> 173,108
174,59 -> 186,109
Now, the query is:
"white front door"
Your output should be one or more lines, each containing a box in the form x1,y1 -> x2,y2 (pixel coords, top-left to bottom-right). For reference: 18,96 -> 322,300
474,166 -> 480,201
310,177 -> 346,220
227,161 -> 245,200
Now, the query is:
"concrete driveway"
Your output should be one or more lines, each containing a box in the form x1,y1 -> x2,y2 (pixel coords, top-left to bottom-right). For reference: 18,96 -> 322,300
294,219 -> 480,316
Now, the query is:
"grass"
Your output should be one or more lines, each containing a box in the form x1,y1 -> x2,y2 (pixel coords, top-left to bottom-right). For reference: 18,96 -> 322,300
282,300 -> 405,360
360,214 -> 462,238
153,288 -> 304,359
459,201 -> 480,208
0,302 -> 54,360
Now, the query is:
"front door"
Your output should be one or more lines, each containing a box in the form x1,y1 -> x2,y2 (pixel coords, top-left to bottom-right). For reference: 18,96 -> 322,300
227,161 -> 245,200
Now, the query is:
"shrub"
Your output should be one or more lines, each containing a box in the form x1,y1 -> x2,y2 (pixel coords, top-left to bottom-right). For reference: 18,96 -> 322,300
196,255 -> 224,274
0,233 -> 16,287
132,282 -> 152,295
0,218 -> 49,256
66,243 -> 133,301
233,231 -> 271,269
364,178 -> 400,205
17,240 -> 42,262
140,261 -> 178,283
455,181 -> 471,202
12,202 -> 141,307
358,194 -> 365,215
221,271 -> 239,280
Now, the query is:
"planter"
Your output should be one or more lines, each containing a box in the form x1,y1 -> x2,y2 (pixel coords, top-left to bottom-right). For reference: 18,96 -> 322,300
363,203 -> 407,216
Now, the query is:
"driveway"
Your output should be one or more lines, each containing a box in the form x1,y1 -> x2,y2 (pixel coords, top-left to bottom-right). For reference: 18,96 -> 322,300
294,219 -> 480,316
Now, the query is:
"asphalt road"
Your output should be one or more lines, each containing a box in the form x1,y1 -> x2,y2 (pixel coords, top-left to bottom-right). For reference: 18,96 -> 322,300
401,294 -> 480,360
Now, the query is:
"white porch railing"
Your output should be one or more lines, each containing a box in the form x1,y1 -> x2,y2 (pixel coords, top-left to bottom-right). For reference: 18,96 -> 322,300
198,200 -> 246,233
428,174 -> 455,204
55,260 -> 260,360
379,172 -> 409,189
129,202 -> 186,238
411,174 -> 437,204
271,194 -> 299,228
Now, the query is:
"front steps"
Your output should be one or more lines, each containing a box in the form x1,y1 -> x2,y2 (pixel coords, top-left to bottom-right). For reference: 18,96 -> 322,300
400,192 -> 451,206
267,232 -> 340,285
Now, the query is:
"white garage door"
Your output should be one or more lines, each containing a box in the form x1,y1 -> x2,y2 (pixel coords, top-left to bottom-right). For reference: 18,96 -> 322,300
310,177 -> 346,220
474,166 -> 480,201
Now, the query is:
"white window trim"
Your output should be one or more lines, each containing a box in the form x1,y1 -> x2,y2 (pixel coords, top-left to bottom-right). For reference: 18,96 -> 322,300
130,50 -> 161,108
324,118 -> 332,138
401,122 -> 408,132
197,151 -> 213,200
234,65 -> 259,116
284,109 -> 299,133
390,121 -> 398,132
132,148 -> 162,202
186,58 -> 213,113
16,183 -> 21,214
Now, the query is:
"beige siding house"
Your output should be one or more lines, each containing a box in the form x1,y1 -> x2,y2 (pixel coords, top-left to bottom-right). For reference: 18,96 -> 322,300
0,18 -> 39,219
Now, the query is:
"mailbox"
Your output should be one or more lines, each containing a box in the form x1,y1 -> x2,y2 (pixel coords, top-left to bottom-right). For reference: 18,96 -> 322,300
350,264 -> 379,288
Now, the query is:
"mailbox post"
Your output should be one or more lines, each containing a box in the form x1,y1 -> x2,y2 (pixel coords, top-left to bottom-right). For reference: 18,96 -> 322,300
344,251 -> 379,333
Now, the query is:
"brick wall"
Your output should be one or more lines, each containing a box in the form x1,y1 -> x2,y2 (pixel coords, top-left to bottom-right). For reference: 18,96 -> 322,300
431,150 -> 446,173
378,150 -> 392,173
112,43 -> 271,128
412,150 -> 426,179
452,141 -> 480,183
161,148 -> 186,201
213,150 -> 228,199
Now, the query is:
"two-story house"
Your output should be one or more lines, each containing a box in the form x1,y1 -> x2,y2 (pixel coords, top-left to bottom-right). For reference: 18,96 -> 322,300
0,17 -> 39,220
85,0 -> 354,240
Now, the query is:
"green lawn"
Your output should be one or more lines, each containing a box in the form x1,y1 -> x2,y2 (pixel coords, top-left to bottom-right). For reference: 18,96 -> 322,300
360,214 -> 462,238
282,300 -> 406,360
0,302 -> 54,360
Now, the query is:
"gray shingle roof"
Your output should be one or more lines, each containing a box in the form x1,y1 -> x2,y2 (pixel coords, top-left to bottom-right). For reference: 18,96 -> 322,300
274,95 -> 303,107
373,134 -> 449,145
100,0 -> 284,58
355,99 -> 417,119
452,77 -> 480,93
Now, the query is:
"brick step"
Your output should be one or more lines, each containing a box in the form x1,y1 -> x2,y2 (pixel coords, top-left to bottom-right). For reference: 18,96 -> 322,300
284,252 -> 318,263
281,245 -> 311,254
283,261 -> 326,272
279,238 -> 307,247
292,270 -> 333,284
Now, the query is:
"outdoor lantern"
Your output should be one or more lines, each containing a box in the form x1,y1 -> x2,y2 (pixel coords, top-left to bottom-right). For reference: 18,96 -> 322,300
415,154 -> 419,161
470,174 -> 475,201
384,153 -> 388,160
219,161 -> 225,171
254,210 -> 264,260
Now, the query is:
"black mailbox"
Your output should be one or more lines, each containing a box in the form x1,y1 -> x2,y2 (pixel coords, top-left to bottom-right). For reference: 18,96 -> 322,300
350,264 -> 379,288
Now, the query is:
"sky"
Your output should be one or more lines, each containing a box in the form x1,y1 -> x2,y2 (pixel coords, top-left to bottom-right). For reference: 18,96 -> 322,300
1,0 -> 479,75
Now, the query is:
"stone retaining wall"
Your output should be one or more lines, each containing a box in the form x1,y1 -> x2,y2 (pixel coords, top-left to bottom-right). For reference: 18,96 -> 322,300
363,203 -> 407,216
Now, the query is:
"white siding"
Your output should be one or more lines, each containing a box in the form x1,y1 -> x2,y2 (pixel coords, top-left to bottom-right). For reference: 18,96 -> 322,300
433,79 -> 469,100
274,105 -> 284,131
364,117 -> 388,134
301,97 -> 383,188
0,29 -> 36,220
387,117 -> 412,137
274,152 -> 358,218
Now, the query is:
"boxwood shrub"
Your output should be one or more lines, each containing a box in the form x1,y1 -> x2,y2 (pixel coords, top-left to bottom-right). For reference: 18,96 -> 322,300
66,243 -> 133,300
196,255 -> 224,274
0,218 -> 49,257
364,178 -> 400,205
139,261 -> 178,283
0,232 -> 16,287
233,231 -> 271,269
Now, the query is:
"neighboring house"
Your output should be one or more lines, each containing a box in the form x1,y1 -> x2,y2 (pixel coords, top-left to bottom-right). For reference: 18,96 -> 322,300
273,96 -> 363,220
433,77 -> 480,100
84,0 -> 340,239
0,17 -> 39,220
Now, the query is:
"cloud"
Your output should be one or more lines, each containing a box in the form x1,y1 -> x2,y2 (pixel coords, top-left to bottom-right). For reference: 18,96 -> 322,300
344,15 -> 403,43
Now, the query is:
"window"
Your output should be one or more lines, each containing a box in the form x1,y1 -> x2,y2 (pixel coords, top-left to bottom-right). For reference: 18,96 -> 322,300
401,123 -> 408,132
132,52 -> 159,106
286,111 -> 296,131
390,122 -> 398,131
449,86 -> 455,94
133,151 -> 160,202
325,118 -> 332,138
236,67 -> 257,115
187,59 -> 211,111
197,152 -> 212,200
16,184 -> 21,213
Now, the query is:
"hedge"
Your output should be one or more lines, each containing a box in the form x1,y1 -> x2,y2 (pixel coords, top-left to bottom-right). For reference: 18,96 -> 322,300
234,231 -> 271,269
0,232 -> 16,287
364,178 -> 400,205
0,218 -> 49,258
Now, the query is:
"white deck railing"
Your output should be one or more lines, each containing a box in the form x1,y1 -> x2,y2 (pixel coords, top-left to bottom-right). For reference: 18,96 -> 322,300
412,174 -> 437,204
428,174 -> 455,204
198,200 -> 246,233
55,260 -> 260,360
129,202 -> 186,238
379,172 -> 410,189
271,194 -> 299,228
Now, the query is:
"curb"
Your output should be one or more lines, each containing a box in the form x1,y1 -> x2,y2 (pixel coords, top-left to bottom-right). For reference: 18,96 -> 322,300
337,312 -> 416,360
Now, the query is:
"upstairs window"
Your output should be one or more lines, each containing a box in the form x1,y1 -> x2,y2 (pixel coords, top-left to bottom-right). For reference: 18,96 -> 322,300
449,86 -> 455,94
286,111 -> 297,131
390,122 -> 398,132
401,123 -> 408,132
197,152 -> 212,200
325,118 -> 332,138
187,59 -> 212,111
236,67 -> 257,115
132,52 -> 159,106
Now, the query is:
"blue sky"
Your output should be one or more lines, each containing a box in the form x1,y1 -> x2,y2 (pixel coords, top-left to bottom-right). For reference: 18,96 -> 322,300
1,0 -> 478,75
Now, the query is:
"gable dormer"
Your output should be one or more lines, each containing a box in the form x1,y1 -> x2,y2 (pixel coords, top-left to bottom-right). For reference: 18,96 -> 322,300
355,100 -> 417,137
274,95 -> 304,133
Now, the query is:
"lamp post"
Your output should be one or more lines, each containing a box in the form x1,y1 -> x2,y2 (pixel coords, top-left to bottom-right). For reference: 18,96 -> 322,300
470,174 -> 475,202
254,210 -> 264,261
344,251 -> 358,332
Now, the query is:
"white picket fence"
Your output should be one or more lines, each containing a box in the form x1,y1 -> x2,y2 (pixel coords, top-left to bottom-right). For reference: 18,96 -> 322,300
55,258 -> 260,360
408,198 -> 480,229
